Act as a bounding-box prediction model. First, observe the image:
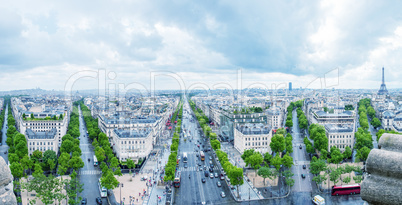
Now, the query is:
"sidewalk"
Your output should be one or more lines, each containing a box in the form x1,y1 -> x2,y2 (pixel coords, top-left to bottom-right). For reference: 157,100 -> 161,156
143,147 -> 171,205
111,173 -> 151,205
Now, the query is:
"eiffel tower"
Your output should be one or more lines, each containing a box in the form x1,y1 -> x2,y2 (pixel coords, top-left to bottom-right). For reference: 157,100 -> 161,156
377,67 -> 389,95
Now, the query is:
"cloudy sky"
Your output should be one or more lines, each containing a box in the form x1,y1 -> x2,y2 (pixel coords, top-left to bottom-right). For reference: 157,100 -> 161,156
1,0 -> 402,91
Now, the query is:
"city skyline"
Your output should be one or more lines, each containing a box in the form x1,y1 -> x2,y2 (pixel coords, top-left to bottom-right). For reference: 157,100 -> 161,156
0,1 -> 402,91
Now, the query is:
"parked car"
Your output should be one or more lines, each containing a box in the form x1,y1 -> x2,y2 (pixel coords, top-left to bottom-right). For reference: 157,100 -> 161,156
220,176 -> 224,180
209,156 -> 212,160
217,181 -> 222,187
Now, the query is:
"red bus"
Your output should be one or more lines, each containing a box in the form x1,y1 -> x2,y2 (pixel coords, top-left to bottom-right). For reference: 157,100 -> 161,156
332,184 -> 360,196
174,171 -> 181,188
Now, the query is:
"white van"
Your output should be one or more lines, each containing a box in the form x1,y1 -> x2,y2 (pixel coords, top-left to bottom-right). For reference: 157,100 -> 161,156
312,195 -> 325,205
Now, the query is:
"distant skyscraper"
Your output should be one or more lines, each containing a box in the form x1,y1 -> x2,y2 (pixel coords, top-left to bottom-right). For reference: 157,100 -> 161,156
378,67 -> 389,95
289,82 -> 292,91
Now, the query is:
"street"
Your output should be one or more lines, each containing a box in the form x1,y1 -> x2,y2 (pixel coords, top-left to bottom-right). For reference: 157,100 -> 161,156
0,104 -> 9,164
173,97 -> 235,205
77,105 -> 106,204
290,109 -> 313,193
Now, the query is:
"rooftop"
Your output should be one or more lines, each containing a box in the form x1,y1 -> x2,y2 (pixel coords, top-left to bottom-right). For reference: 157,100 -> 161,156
26,128 -> 57,139
114,129 -> 151,138
324,124 -> 354,133
236,123 -> 271,135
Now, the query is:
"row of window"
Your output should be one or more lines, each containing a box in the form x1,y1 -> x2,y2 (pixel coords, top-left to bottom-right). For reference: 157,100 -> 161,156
26,122 -> 62,126
330,140 -> 352,144
30,147 -> 54,151
331,145 -> 350,149
30,141 -> 54,146
121,140 -> 146,144
245,141 -> 268,146
245,137 -> 269,141
120,145 -> 146,150
329,135 -> 352,139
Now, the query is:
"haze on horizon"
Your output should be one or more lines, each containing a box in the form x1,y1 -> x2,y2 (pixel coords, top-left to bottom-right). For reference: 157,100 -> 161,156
0,0 -> 402,91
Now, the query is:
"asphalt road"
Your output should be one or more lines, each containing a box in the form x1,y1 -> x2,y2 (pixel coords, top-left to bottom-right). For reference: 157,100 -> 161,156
290,109 -> 313,193
0,104 -> 9,164
77,105 -> 106,204
174,97 -> 235,205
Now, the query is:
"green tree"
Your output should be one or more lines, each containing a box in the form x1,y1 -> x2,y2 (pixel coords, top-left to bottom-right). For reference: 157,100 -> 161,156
264,152 -> 272,164
310,157 -> 327,175
270,134 -> 286,154
10,162 -> 24,179
257,166 -> 273,186
69,156 -> 84,170
101,169 -> 119,190
227,167 -> 244,198
343,146 -> 352,159
95,147 -> 106,163
282,154 -> 294,169
110,157 -> 119,170
31,150 -> 43,164
329,146 -> 343,167
353,175 -> 363,183
320,149 -> 328,160
58,152 -> 71,169
283,170 -> 295,187
328,167 -> 341,186
15,141 -> 28,159
127,158 -> 135,173
246,153 -> 263,173
43,150 -> 57,170
312,174 -> 327,191
271,155 -> 282,171
8,153 -> 20,164
241,149 -> 255,161
355,146 -> 371,162
60,140 -> 74,153
342,176 -> 351,185
371,117 -> 381,128
67,170 -> 83,205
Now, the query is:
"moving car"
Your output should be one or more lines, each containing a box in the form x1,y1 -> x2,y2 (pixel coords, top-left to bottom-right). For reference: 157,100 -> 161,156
210,173 -> 214,178
96,197 -> 102,204
217,181 -> 222,187
214,173 -> 218,178
303,165 -> 306,169
199,167 -> 203,171
209,167 -> 213,172
81,198 -> 87,204
301,174 -> 306,178
220,192 -> 226,198
204,171 -> 209,177
184,164 -> 188,168
299,145 -> 302,149
202,178 -> 206,183
220,176 -> 224,180
210,164 -> 214,168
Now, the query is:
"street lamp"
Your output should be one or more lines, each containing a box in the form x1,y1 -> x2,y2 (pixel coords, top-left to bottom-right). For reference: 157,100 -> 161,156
119,183 -> 124,205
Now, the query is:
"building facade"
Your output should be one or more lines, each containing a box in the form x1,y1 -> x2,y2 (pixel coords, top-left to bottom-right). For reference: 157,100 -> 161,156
111,129 -> 153,162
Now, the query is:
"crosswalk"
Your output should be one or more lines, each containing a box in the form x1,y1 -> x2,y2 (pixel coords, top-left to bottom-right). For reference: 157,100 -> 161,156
178,166 -> 220,172
77,170 -> 102,175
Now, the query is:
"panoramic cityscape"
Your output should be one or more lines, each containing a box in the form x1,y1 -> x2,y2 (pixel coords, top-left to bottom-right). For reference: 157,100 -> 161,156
1,1 -> 402,205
